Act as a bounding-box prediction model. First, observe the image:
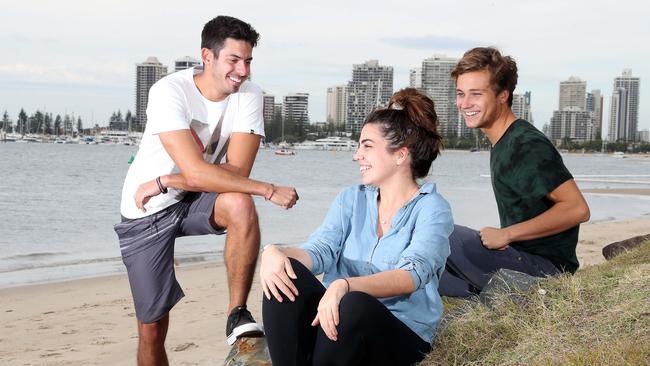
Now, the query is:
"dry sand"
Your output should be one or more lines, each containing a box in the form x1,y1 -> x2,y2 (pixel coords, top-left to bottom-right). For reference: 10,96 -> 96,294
2,215 -> 649,365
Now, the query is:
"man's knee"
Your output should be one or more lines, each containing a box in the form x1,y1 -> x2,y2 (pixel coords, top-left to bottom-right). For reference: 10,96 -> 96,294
138,318 -> 168,347
215,192 -> 258,226
449,225 -> 484,258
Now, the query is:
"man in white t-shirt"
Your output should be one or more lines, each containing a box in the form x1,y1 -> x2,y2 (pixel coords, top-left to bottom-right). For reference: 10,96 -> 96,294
114,16 -> 299,365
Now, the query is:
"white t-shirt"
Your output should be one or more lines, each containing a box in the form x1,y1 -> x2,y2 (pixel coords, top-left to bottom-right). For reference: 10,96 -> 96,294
120,66 -> 265,219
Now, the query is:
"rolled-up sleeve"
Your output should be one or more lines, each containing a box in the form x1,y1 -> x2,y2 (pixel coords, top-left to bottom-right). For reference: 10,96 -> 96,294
302,190 -> 349,275
396,199 -> 453,290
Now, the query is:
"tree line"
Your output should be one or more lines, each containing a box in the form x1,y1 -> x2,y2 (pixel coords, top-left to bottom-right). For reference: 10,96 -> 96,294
1,109 -> 83,136
263,110 -> 347,144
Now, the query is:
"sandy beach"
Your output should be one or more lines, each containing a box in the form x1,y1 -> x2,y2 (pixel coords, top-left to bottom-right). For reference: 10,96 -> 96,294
2,214 -> 649,365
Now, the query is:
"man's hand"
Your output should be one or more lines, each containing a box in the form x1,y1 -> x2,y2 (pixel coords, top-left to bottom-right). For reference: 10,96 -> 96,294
479,226 -> 511,250
267,185 -> 299,210
134,179 -> 162,212
260,245 -> 299,302
311,279 -> 348,341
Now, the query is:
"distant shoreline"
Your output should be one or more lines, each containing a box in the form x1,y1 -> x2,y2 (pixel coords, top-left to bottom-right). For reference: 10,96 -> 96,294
583,188 -> 650,196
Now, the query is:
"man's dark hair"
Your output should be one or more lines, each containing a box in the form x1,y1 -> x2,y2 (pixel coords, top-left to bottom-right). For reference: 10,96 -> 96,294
451,47 -> 518,107
201,16 -> 260,58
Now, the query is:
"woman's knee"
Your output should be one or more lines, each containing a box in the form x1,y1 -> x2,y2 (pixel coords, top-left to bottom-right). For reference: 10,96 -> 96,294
337,291 -> 377,331
263,257 -> 321,306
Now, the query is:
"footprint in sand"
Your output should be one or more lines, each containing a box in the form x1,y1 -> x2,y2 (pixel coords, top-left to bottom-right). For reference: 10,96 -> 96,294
91,337 -> 116,345
173,342 -> 198,352
40,351 -> 62,358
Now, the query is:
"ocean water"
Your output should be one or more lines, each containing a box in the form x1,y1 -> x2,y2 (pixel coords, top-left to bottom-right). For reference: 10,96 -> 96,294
0,143 -> 649,288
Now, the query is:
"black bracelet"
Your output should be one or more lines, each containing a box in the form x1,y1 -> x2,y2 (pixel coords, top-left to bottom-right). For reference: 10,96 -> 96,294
156,176 -> 168,194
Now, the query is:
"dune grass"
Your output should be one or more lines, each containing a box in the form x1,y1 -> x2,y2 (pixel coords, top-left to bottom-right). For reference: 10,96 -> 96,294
423,240 -> 650,366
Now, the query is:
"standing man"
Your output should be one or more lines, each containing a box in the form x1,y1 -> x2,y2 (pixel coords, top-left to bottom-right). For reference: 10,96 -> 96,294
438,47 -> 590,298
115,16 -> 299,365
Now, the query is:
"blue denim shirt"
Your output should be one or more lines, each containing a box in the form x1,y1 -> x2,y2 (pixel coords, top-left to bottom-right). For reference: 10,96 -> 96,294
302,182 -> 453,343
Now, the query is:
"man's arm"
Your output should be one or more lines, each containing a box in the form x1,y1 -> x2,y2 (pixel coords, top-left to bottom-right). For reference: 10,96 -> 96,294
480,179 -> 590,249
220,132 -> 261,178
158,129 -> 271,195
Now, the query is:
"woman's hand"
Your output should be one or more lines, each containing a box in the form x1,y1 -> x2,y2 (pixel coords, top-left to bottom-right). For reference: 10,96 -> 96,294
260,245 -> 299,302
311,278 -> 349,341
134,179 -> 162,212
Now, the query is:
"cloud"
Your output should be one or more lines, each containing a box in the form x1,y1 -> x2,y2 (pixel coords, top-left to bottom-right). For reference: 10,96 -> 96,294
380,35 -> 481,50
0,63 -> 130,86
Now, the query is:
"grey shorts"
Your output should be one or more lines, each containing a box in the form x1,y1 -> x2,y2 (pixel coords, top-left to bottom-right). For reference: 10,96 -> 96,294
114,192 -> 225,323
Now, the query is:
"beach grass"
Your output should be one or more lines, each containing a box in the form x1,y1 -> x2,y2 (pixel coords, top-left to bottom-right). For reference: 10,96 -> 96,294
423,240 -> 650,366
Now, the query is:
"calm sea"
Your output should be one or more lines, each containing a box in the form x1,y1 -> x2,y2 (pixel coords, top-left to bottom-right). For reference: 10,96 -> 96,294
1,143 -> 649,287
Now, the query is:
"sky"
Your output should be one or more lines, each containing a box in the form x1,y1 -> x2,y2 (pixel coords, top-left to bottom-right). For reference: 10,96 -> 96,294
1,0 -> 649,136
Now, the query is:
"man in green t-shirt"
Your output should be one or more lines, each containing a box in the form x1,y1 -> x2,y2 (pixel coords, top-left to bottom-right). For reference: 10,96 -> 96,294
438,47 -> 591,298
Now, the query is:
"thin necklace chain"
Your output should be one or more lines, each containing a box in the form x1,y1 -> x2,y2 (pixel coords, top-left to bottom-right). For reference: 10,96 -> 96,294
378,185 -> 420,226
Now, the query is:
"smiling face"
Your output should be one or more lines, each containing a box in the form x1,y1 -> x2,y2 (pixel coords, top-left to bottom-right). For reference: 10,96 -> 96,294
455,69 -> 509,130
354,123 -> 403,186
202,38 -> 252,101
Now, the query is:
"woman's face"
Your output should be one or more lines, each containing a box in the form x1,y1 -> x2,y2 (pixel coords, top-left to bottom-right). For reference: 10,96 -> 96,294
354,123 -> 401,186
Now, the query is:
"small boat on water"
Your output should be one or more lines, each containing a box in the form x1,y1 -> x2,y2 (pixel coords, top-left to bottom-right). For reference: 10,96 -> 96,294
274,148 -> 296,156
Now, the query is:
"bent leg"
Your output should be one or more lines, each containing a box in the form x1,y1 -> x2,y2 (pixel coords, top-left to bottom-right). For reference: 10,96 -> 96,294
312,292 -> 430,366
137,315 -> 170,366
263,258 -> 326,366
439,225 -> 561,297
212,192 -> 261,311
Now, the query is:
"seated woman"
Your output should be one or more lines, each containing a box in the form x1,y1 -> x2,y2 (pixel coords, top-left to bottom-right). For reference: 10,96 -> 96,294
260,88 -> 453,366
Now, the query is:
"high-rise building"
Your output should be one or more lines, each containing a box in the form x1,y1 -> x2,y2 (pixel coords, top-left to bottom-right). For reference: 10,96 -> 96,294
283,93 -> 309,126
135,57 -> 167,128
174,56 -> 200,72
326,85 -> 347,127
263,93 -> 275,126
409,67 -> 422,89
421,55 -> 465,138
608,69 -> 640,142
346,60 -> 393,133
586,89 -> 603,139
512,92 -> 533,123
549,107 -> 593,143
559,77 -> 587,111
638,129 -> 649,142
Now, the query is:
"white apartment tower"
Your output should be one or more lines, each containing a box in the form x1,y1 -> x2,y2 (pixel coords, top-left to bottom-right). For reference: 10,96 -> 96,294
608,69 -> 640,142
326,85 -> 347,127
559,76 -> 587,111
346,60 -> 393,133
549,107 -> 593,143
135,57 -> 168,127
512,92 -> 533,123
421,55 -> 466,138
174,56 -> 200,72
409,67 -> 422,89
283,93 -> 309,126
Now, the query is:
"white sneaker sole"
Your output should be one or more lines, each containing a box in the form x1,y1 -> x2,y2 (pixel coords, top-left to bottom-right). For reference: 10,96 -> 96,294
226,323 -> 265,345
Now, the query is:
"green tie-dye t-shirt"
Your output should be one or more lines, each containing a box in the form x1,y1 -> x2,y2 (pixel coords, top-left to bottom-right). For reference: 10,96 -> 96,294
490,119 -> 579,273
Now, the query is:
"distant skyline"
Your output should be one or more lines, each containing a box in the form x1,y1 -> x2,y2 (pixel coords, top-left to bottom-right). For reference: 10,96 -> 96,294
1,0 -> 648,136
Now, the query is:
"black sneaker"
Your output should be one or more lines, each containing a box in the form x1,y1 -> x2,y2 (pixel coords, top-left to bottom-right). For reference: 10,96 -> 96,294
226,305 -> 264,345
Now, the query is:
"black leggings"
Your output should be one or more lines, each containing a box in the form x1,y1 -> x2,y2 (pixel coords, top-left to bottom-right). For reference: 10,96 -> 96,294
263,258 -> 431,366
